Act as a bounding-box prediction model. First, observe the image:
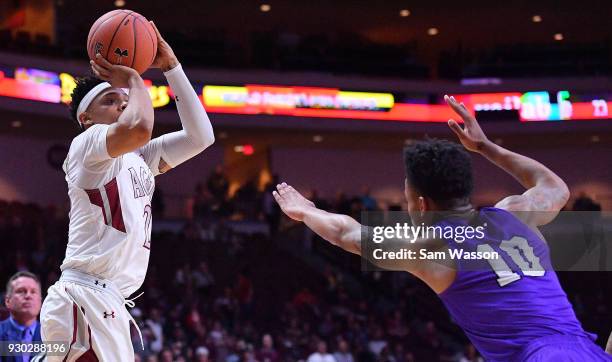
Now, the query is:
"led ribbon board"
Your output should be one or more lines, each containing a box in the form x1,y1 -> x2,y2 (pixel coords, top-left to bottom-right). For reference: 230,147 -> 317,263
0,66 -> 610,123
203,85 -> 394,112
455,91 -> 610,121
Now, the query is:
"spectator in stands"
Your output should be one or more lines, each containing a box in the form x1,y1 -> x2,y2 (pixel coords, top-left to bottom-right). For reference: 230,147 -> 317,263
293,287 -> 318,309
377,346 -> 396,362
207,165 -> 229,202
572,193 -> 602,211
160,348 -> 173,362
387,311 -> 409,339
334,192 -> 351,215
195,346 -> 209,362
193,183 -> 214,222
145,308 -> 164,354
234,179 -> 260,219
0,271 -> 42,361
235,269 -> 254,316
368,327 -> 388,356
263,176 -> 282,236
242,348 -> 259,362
417,321 -> 446,361
310,189 -> 330,210
458,344 -> 484,362
256,333 -> 279,362
333,338 -> 354,362
192,261 -> 215,295
307,340 -> 336,362
360,187 -> 377,211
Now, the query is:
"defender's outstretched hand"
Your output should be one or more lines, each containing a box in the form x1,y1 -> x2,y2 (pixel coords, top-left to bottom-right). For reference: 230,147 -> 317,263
445,95 -> 489,153
272,183 -> 315,222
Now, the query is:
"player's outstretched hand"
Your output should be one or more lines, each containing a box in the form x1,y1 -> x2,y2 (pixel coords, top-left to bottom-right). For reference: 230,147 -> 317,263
272,182 -> 315,222
445,94 -> 489,153
149,21 -> 178,72
90,53 -> 141,88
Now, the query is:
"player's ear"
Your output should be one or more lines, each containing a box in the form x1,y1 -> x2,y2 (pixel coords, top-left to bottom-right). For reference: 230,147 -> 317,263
79,112 -> 93,128
418,196 -> 427,215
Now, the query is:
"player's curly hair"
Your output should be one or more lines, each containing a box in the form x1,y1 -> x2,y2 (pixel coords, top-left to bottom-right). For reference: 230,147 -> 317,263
403,138 -> 473,208
68,76 -> 106,132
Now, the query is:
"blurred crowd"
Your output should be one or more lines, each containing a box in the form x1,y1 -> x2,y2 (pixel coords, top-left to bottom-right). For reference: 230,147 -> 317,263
0,186 -> 610,361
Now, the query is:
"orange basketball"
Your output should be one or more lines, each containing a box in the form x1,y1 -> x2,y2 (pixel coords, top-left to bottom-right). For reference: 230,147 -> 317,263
87,10 -> 158,74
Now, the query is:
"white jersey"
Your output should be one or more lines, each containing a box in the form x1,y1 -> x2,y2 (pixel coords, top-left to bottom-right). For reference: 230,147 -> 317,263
61,124 -> 164,298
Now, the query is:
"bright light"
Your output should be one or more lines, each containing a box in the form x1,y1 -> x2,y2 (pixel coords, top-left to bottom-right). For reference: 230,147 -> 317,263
399,9 -> 410,17
554,33 -> 564,41
591,135 -> 600,143
260,4 -> 271,12
114,0 -> 125,7
218,131 -> 228,139
532,15 -> 542,23
11,121 -> 22,128
313,135 -> 323,143
242,145 -> 254,155
234,144 -> 254,155
427,27 -> 439,36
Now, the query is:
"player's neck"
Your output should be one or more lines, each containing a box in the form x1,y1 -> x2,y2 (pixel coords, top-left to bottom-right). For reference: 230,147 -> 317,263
429,198 -> 473,213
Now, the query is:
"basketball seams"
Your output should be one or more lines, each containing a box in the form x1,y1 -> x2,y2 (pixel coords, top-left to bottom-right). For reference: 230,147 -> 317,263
104,11 -> 135,60
131,15 -> 137,68
136,16 -> 157,69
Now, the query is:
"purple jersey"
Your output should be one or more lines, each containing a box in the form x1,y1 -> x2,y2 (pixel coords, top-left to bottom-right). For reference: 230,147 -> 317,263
437,207 -> 600,361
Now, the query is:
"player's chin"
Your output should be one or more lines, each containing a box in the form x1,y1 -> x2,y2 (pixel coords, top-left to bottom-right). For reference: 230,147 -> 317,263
102,115 -> 121,125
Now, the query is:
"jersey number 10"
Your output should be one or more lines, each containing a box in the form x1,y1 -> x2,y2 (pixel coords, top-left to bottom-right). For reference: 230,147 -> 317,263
477,236 -> 545,287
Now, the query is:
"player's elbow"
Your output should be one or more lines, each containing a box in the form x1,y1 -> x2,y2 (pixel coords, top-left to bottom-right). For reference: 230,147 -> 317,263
128,121 -> 153,147
191,132 -> 215,152
556,182 -> 570,209
541,175 -> 570,211
202,133 -> 215,149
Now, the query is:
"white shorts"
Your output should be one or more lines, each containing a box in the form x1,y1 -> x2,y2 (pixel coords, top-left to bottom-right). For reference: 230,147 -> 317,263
40,269 -> 139,361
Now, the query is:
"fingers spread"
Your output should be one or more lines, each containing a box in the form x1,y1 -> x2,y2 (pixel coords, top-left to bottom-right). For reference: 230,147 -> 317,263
272,191 -> 283,203
447,119 -> 465,137
445,94 -> 476,125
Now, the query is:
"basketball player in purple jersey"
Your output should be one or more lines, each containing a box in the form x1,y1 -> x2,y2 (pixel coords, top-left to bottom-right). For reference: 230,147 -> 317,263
272,96 -> 612,361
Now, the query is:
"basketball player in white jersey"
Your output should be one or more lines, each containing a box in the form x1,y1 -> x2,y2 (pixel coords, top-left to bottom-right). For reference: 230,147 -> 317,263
39,22 -> 214,361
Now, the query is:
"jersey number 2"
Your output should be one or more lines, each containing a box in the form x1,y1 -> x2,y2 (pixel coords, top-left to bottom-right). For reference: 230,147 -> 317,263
143,204 -> 152,249
477,236 -> 545,287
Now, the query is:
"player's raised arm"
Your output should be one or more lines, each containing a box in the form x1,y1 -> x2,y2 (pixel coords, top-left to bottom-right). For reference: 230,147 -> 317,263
272,183 -> 440,272
145,21 -> 215,174
445,95 -> 570,227
90,54 -> 154,157
273,183 -> 361,255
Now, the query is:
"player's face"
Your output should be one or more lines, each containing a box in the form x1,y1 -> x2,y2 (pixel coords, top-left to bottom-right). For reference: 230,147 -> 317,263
5,277 -> 42,320
86,88 -> 129,125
